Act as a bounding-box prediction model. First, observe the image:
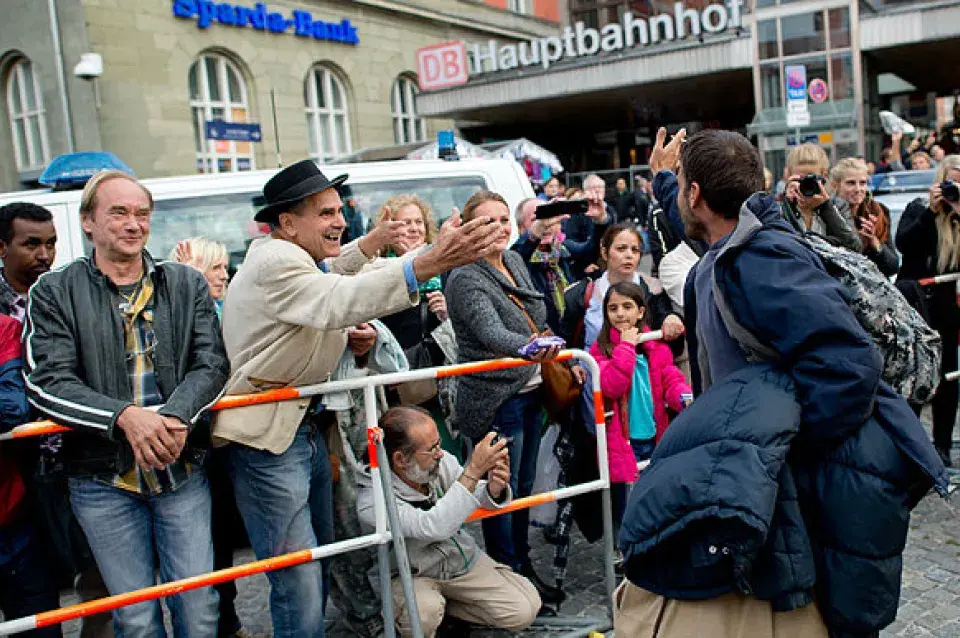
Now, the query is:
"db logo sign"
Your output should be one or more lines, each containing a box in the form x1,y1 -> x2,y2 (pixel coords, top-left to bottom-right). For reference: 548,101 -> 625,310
416,41 -> 469,91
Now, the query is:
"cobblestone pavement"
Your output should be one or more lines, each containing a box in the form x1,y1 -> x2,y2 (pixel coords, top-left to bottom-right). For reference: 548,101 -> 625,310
58,464 -> 959,637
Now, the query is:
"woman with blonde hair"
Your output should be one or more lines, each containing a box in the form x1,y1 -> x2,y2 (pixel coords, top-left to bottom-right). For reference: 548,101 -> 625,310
828,157 -> 899,276
780,143 -> 862,252
896,154 -> 960,467
169,236 -> 229,313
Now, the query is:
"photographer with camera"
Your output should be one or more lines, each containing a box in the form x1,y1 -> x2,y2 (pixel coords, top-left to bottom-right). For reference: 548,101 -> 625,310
780,144 -> 862,252
828,158 -> 900,276
896,154 -> 960,467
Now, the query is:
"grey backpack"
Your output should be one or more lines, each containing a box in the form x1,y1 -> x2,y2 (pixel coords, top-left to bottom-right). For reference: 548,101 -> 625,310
714,231 -> 942,404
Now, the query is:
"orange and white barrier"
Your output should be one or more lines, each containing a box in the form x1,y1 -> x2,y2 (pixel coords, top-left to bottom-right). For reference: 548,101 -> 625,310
0,348 -> 621,638
918,273 -> 960,286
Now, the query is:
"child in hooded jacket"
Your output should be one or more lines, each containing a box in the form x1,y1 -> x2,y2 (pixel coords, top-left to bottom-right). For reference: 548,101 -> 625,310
589,281 -> 692,537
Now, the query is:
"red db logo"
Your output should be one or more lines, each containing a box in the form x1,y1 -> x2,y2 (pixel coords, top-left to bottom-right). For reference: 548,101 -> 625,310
416,41 -> 469,91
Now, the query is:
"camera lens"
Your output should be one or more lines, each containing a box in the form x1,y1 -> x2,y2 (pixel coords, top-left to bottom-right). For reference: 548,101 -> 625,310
942,180 -> 960,203
799,174 -> 821,197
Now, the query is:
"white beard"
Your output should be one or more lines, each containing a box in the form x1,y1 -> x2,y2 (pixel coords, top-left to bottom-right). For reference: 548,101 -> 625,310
405,460 -> 438,485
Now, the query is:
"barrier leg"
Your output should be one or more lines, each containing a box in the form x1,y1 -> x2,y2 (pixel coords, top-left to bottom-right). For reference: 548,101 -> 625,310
364,386 -> 424,638
600,485 -> 618,623
378,542 -> 395,638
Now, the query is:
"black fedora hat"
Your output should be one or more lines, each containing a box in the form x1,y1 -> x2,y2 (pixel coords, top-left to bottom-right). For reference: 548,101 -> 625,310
254,159 -> 348,223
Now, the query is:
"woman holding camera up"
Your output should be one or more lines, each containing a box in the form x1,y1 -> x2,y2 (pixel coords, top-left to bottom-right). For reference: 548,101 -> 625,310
780,143 -> 862,252
829,158 -> 900,276
896,154 -> 960,467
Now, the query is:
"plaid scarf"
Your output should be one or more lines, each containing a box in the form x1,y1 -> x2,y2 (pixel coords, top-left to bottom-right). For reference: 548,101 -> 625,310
528,243 -> 570,315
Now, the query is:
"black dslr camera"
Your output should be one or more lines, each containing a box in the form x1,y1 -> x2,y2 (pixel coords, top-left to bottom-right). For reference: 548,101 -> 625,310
942,180 -> 960,204
798,174 -> 825,197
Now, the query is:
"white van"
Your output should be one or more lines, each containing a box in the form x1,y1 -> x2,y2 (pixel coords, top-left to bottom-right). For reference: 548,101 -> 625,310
0,158 -> 534,270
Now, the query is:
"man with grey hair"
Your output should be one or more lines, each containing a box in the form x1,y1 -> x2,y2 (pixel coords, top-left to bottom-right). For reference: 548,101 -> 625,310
357,406 -> 540,637
514,197 -> 539,235
566,174 -> 612,278
24,169 -> 230,635
215,159 -> 503,638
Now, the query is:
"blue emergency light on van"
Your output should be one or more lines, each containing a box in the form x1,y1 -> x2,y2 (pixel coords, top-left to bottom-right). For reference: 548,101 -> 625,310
39,152 -> 135,189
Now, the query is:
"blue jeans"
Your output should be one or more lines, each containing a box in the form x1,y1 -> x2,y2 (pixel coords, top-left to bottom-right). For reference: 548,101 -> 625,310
228,423 -> 334,638
68,471 -> 218,638
477,392 -> 544,571
0,520 -> 60,637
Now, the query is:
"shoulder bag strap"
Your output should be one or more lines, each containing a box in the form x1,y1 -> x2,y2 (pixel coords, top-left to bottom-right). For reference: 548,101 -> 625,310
507,294 -> 539,337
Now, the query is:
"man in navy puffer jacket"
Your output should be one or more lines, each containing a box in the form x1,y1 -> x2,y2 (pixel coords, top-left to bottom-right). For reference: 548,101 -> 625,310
616,130 -> 948,638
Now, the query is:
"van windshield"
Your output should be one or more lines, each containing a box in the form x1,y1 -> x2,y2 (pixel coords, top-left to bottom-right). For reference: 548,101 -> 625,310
144,175 -> 488,274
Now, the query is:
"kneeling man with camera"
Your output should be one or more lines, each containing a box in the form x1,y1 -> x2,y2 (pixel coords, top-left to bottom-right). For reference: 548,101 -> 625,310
357,406 -> 541,637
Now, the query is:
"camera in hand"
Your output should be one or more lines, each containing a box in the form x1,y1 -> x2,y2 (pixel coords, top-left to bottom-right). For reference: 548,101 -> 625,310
942,180 -> 960,204
535,198 -> 589,220
798,174 -> 825,198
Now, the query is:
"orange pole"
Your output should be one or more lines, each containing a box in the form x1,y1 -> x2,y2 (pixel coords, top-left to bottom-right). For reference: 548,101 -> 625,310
212,387 -> 302,410
34,549 -> 315,628
436,352 -> 573,379
6,387 -> 307,440
8,422 -> 69,438
465,491 -> 556,522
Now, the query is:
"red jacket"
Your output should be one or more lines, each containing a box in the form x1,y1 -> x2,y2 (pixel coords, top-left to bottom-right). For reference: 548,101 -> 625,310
0,315 -> 27,527
590,327 -> 691,483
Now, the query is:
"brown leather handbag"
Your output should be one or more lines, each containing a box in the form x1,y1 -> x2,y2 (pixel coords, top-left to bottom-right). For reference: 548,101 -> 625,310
509,295 -> 581,419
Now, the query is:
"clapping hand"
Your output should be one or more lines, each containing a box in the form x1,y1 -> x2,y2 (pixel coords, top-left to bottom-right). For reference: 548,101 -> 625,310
649,127 -> 687,174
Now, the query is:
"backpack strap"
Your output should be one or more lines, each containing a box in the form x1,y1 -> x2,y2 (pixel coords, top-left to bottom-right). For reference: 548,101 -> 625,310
709,210 -> 782,365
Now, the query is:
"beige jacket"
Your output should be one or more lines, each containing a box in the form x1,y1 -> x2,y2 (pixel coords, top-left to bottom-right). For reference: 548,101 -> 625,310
212,235 -> 417,453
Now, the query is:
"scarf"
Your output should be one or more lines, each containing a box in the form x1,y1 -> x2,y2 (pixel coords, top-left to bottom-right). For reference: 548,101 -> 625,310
529,242 -> 570,315
386,248 -> 442,294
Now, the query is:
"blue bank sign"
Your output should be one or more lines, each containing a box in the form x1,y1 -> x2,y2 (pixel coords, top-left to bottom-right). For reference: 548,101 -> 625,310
172,1 -> 360,45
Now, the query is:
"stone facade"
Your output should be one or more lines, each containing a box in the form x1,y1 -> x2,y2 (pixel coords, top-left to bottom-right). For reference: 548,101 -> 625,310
0,0 -> 559,190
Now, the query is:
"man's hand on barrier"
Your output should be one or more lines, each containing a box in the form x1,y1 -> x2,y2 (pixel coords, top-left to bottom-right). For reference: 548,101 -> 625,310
487,458 -> 510,500
116,406 -> 182,471
412,208 -> 501,281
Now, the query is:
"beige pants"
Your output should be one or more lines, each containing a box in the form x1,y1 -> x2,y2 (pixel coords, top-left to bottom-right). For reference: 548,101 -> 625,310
613,580 -> 829,638
391,552 -> 541,638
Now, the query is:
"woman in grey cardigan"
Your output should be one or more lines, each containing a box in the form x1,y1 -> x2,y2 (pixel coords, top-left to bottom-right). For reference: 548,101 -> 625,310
446,190 -> 564,604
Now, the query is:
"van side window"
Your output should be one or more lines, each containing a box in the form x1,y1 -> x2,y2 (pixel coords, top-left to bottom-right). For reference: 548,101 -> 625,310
143,176 -> 488,271
147,192 -> 263,275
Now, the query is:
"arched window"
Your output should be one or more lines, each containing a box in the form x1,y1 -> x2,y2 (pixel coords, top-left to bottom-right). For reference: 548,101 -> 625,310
391,75 -> 425,145
6,58 -> 50,171
304,65 -> 352,162
188,53 -> 254,174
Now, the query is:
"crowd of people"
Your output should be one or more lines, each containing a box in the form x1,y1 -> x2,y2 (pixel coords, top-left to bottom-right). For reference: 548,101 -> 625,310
0,124 -> 955,638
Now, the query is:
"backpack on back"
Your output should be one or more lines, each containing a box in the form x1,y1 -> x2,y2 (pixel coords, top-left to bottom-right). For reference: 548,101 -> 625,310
713,231 -> 942,404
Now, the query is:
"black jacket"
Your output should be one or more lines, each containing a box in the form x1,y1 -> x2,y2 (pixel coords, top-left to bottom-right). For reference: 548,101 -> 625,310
896,198 -> 960,331
23,252 -> 230,477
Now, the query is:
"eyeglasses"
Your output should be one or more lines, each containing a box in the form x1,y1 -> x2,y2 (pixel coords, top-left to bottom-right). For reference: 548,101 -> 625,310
415,440 -> 443,457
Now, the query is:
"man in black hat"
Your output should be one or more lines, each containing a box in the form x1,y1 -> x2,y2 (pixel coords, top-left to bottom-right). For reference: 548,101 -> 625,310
212,160 -> 503,638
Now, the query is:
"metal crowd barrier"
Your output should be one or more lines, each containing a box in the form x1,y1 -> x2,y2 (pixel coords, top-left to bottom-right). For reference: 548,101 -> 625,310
918,273 -> 960,385
0,347 -> 623,638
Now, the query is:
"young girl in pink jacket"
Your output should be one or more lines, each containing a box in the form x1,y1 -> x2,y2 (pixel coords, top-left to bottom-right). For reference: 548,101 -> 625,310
589,281 -> 692,545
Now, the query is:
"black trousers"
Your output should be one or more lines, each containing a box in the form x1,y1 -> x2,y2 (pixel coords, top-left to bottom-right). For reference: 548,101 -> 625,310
931,324 -> 959,452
